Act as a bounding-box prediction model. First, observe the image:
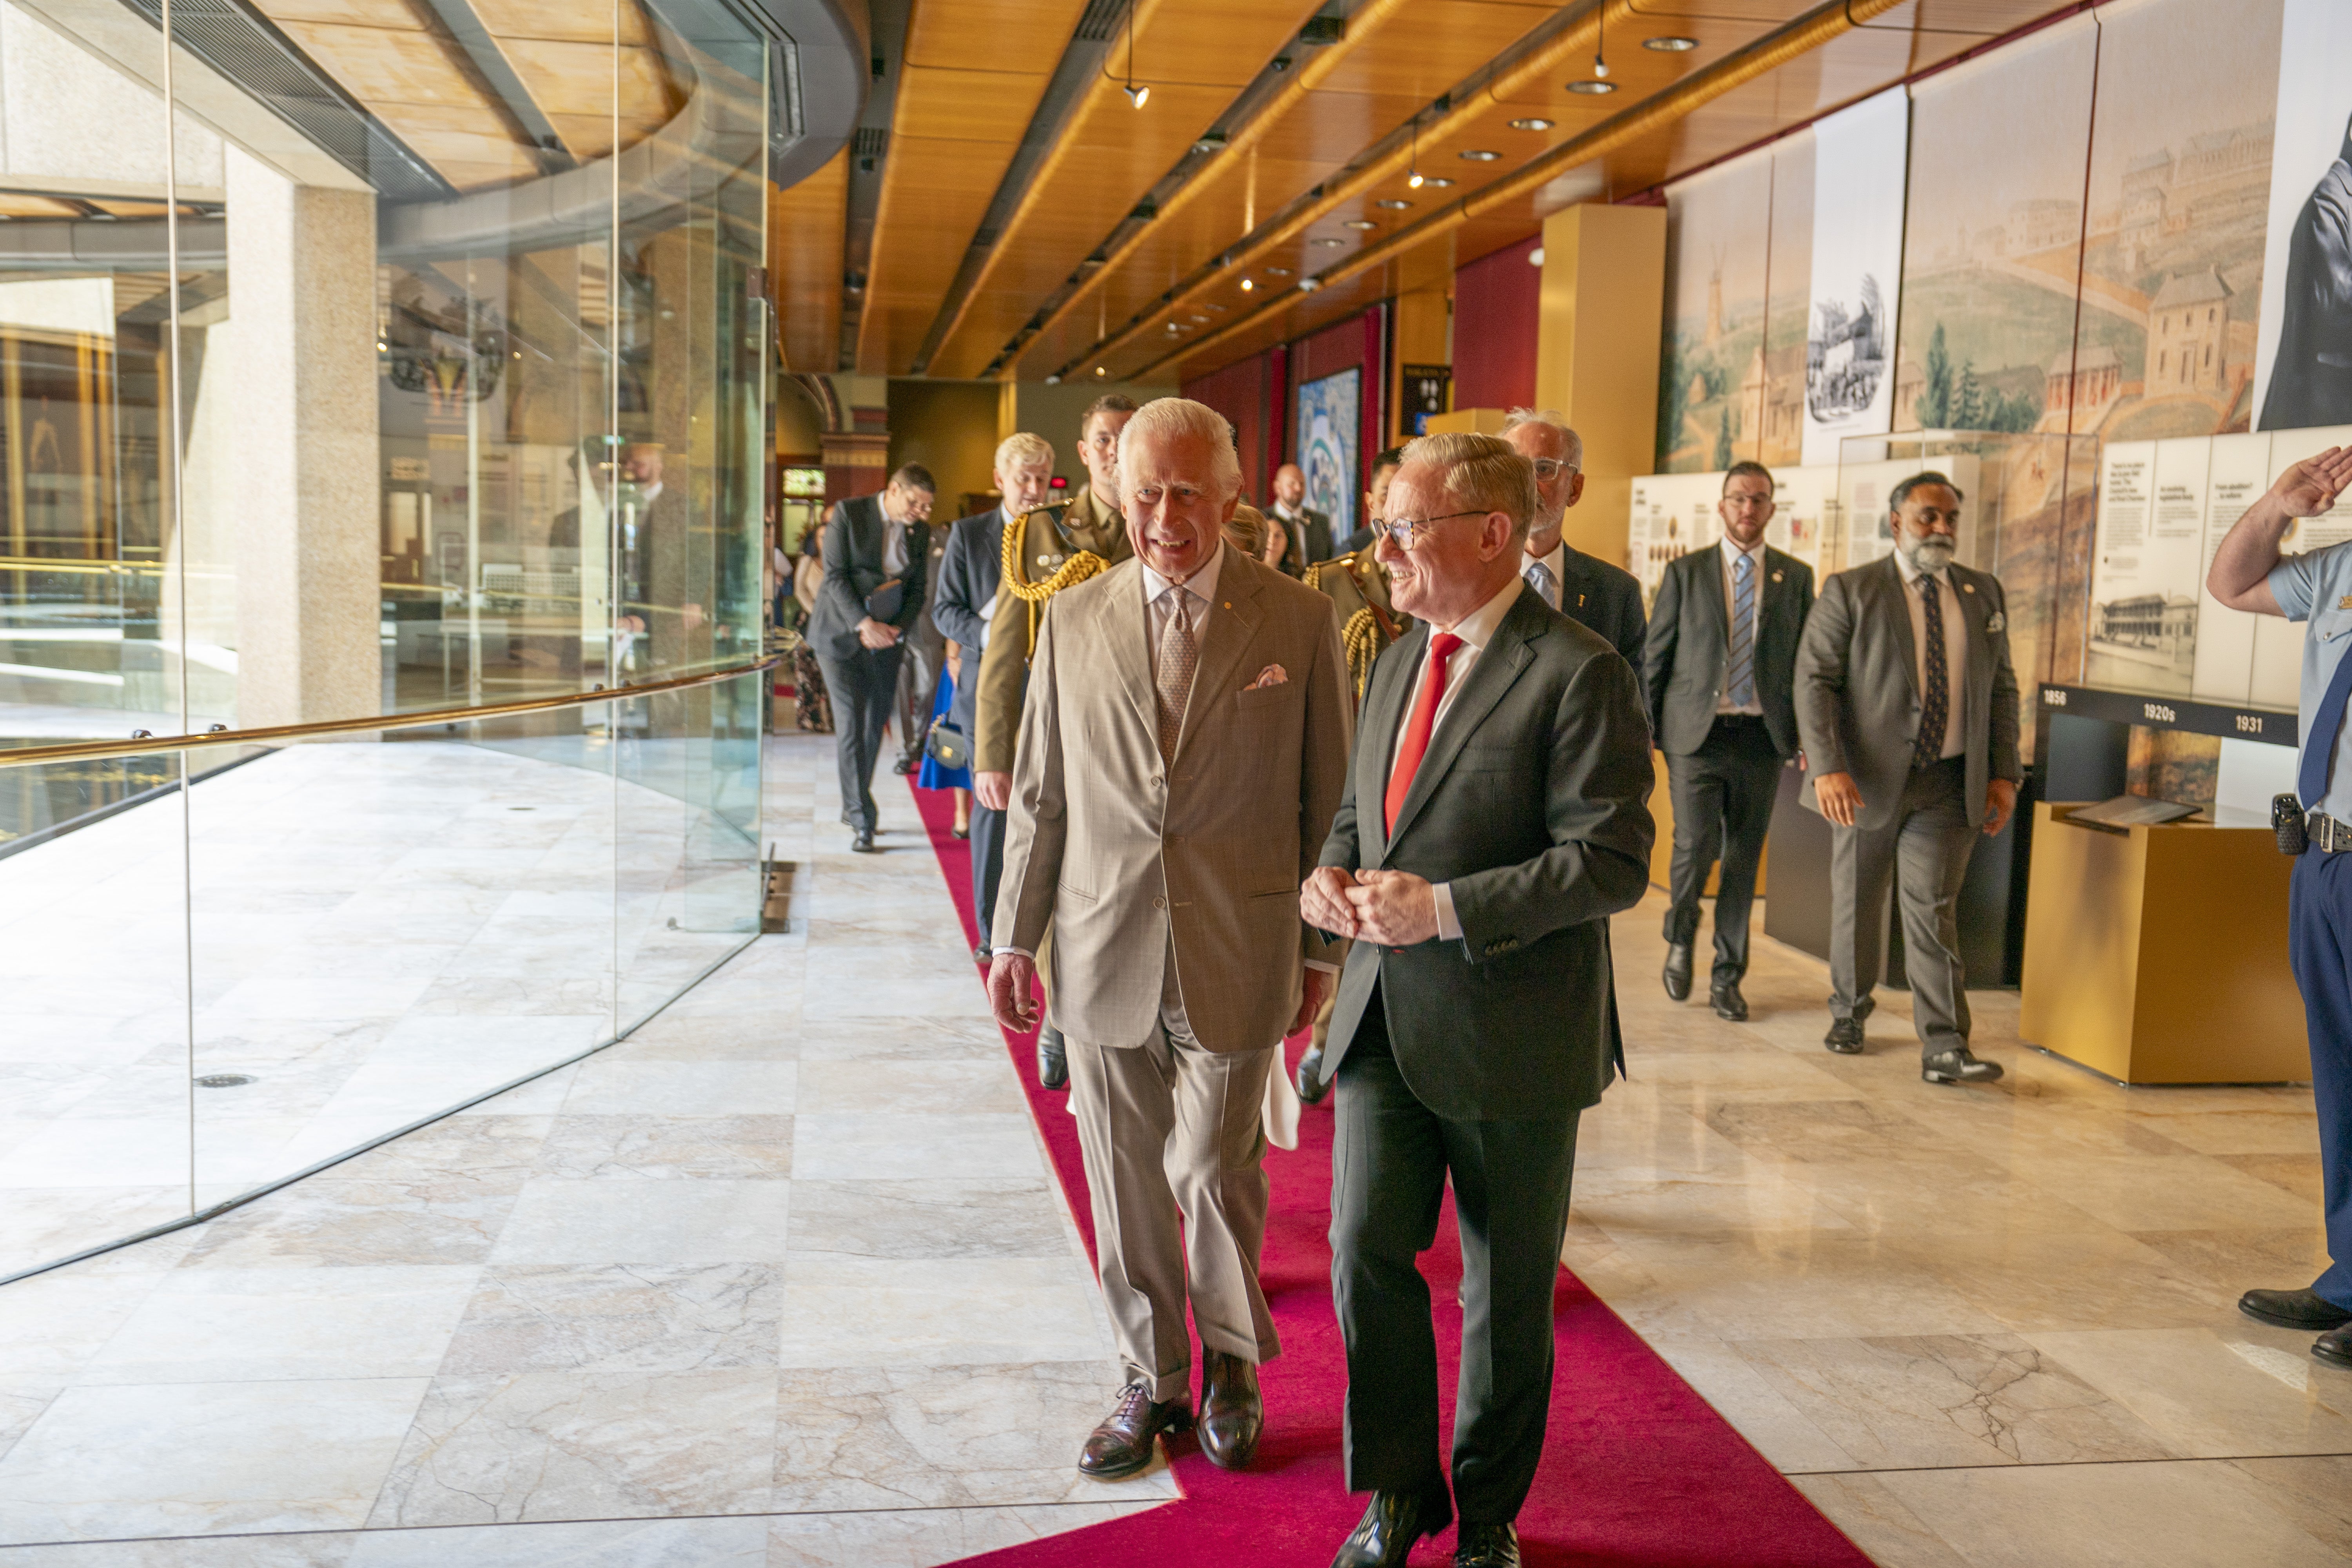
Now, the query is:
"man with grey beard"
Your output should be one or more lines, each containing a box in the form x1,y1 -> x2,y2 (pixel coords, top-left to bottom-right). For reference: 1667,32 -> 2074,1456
1795,471 -> 2020,1085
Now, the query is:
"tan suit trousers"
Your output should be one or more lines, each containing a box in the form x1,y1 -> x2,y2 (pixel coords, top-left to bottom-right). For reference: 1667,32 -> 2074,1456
1066,969 -> 1281,1401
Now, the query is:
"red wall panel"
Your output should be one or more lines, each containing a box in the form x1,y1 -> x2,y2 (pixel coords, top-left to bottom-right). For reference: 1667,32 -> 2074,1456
1183,353 -> 1270,504
1453,235 -> 1541,413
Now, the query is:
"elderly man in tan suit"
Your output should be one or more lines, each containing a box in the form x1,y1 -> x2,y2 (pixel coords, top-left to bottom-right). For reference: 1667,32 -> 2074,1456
989,397 -> 1353,1483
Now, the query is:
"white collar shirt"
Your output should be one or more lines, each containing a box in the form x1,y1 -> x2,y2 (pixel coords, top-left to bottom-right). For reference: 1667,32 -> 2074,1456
1891,547 -> 1967,760
1392,573 -> 1526,942
880,503 -> 910,577
1522,541 -> 1566,612
1716,535 -> 1768,716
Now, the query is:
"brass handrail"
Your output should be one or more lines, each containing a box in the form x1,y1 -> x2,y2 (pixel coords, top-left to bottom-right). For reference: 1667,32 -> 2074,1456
0,657 -> 781,770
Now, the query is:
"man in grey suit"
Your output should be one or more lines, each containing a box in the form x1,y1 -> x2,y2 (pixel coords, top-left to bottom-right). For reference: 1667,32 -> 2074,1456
933,433 -> 1054,958
1796,470 -> 2020,1084
989,398 -> 1352,1484
1301,432 -> 1654,1568
1500,409 -> 1644,666
1642,461 -> 1814,1021
808,464 -> 934,853
1269,461 -> 1335,576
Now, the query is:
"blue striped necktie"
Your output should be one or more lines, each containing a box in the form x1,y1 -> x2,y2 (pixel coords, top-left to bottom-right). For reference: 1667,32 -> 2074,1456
1726,552 -> 1756,709
2299,641 -> 2352,811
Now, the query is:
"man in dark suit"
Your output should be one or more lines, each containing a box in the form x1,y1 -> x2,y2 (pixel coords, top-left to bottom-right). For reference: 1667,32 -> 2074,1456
1301,432 -> 1654,1568
1268,461 -> 1335,577
809,463 -> 935,853
1797,471 -> 2020,1084
1500,409 -> 1643,665
1642,461 -> 1815,1021
934,432 -> 1054,957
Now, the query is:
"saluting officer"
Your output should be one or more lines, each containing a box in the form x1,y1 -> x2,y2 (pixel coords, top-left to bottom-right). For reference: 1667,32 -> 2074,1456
971,392 -> 1138,1090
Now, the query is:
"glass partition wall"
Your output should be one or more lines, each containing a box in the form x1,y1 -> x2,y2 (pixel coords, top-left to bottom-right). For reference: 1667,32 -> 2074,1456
0,0 -> 771,1280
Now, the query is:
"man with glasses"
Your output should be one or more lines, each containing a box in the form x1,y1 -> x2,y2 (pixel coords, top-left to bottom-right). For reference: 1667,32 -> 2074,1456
1797,472 -> 2019,1083
1302,433 -> 1652,1568
1641,462 -> 1814,1020
809,463 -> 935,853
1501,409 -> 1644,666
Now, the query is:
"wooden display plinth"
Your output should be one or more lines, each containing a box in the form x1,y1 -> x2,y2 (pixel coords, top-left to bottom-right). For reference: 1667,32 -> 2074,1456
2018,802 -> 2308,1084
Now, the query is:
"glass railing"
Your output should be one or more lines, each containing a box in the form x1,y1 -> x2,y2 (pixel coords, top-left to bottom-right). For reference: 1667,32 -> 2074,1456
0,661 -> 768,1283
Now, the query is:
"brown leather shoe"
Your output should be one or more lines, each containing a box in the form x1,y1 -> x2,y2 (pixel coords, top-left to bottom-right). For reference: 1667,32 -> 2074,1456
1198,1350 -> 1263,1470
1077,1382 -> 1191,1480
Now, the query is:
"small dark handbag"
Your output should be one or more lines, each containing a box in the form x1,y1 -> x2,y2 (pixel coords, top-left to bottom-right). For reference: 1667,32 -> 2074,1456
925,719 -> 970,771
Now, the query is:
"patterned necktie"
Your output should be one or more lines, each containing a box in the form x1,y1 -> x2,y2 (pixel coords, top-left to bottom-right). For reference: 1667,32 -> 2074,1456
1386,632 -> 1465,835
1154,588 -> 1197,762
1726,552 -> 1756,709
1913,573 -> 1949,770
2299,639 -> 2352,809
1523,559 -> 1556,610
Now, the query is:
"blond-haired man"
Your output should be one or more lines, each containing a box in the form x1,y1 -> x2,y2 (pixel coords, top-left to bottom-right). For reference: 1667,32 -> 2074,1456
935,432 -> 1054,952
1302,432 -> 1652,1568
989,398 -> 1353,1483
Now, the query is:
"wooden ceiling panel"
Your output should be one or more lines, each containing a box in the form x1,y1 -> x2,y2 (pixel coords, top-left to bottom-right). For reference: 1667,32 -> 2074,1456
772,153 -> 847,374
906,0 -> 1085,73
501,38 -> 676,121
275,21 -> 482,108
893,64 -> 1046,145
472,0 -> 658,47
1309,1 -> 1569,100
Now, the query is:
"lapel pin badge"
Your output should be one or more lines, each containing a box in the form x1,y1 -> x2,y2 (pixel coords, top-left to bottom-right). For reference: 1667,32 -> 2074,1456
2339,594 -> 2352,610
1962,582 -> 1976,593
1771,571 -> 1784,582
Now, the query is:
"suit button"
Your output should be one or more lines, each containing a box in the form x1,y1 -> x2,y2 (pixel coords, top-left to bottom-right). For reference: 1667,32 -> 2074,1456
1150,777 -> 1164,788
1152,897 -> 1166,910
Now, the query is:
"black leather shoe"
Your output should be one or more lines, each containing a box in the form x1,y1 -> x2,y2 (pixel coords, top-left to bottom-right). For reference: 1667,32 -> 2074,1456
1455,1521 -> 1521,1568
1662,942 -> 1694,1002
1296,1045 -> 1328,1104
1331,1487 -> 1452,1568
972,943 -> 992,966
1922,1047 -> 2004,1085
1710,980 -> 1748,1021
1077,1382 -> 1191,1479
893,755 -> 918,775
2316,1323 -> 2352,1370
850,829 -> 878,853
1038,1024 -> 1069,1090
1198,1350 -> 1262,1470
1824,1016 -> 1865,1054
2239,1287 -> 2352,1330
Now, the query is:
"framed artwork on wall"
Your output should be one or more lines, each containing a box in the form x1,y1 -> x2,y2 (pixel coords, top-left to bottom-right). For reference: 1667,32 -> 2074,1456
1294,368 -> 1360,543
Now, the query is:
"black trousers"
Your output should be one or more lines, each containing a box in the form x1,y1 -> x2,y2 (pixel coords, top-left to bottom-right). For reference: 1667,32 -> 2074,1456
816,643 -> 903,833
1663,715 -> 1784,983
969,802 -> 1006,945
1329,993 -> 1580,1524
894,633 -> 941,768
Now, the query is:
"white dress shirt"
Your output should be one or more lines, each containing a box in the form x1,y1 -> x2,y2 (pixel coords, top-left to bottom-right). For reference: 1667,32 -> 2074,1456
1389,574 -> 1527,941
880,503 -> 909,578
1140,539 -> 1225,680
1716,535 -> 1767,716
1522,540 -> 1566,612
1891,548 -> 1967,760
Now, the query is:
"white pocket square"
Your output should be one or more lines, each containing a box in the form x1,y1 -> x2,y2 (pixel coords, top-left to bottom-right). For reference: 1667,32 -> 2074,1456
1247,664 -> 1289,690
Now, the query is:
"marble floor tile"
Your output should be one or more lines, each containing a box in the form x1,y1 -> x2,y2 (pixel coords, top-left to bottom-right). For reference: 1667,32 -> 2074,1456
763,1501 -> 1170,1566
1733,1332 -> 2176,1470
1879,1458 -> 2350,1568
181,1181 -> 517,1270
785,1179 -> 1067,1260
79,1267 -> 483,1385
0,1394 -> 55,1467
0,1532 -> 357,1564
1572,1166 -> 1855,1239
2020,1327 -> 2352,1456
1601,1232 -> 2011,1341
0,1270 -> 174,1379
768,1362 -> 1179,1513
364,1368 -> 777,1528
0,1379 -> 428,1543
1900,1226 -> 2238,1333
345,1515 -> 769,1566
1639,1333 -> 1857,1472
2229,1455 -> 2352,1555
561,1061 -> 797,1118
1990,1151 -> 2319,1233
2129,1226 -> 2334,1296
487,1179 -> 792,1266
439,1264 -> 784,1375
1787,1472 -> 1976,1568
773,1257 -> 1103,1368
792,1018 -> 1006,1064
532,1116 -> 793,1180
793,1060 -> 1025,1117
788,1114 -> 1040,1181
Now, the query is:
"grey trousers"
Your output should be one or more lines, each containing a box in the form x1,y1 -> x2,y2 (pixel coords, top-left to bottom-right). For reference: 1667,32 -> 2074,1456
1663,717 -> 1783,982
815,644 -> 902,835
1828,755 -> 1980,1054
1066,1018 -> 1280,1401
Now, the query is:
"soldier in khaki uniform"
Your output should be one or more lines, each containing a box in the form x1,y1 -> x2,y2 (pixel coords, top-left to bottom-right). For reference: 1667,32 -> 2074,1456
1293,445 -> 1408,1101
973,393 -> 1138,1089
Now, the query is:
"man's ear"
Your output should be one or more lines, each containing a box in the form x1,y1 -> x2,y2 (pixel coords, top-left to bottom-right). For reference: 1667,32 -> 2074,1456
1479,511 -> 1516,561
1566,472 -> 1587,509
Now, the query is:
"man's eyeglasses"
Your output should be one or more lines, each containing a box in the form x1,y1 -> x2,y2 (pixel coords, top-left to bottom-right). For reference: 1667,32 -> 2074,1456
1529,458 -> 1577,481
1370,510 -> 1488,548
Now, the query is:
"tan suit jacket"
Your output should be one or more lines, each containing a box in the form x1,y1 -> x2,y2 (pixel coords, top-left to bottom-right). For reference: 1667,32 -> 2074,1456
993,548 -> 1353,1052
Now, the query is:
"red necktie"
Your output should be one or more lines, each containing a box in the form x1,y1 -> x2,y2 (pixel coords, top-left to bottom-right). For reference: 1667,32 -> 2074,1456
1385,632 -> 1464,836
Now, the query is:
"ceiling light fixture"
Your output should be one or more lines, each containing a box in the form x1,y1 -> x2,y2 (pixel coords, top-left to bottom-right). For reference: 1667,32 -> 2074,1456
1094,366 -> 1108,377
1567,79 -> 1617,94
1593,7 -> 1610,78
1422,176 -> 1454,187
1375,199 -> 1412,210
1241,277 -> 1255,291
1644,35 -> 1698,51
1406,116 -> 1424,189
1298,277 -> 1323,292
1509,116 -> 1553,132
1104,0 -> 1148,107
1264,266 -> 1292,276
1313,236 -> 1346,247
1045,373 -> 1062,384
1345,218 -> 1378,229
1458,149 -> 1499,162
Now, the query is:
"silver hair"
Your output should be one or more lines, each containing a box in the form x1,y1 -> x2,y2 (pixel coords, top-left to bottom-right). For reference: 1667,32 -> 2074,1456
995,431 -> 1054,472
1500,407 -> 1584,471
1118,397 -> 1243,501
1399,431 -> 1539,549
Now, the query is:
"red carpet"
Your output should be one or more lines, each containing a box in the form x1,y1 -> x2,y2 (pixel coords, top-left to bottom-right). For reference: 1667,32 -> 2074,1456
904,779 -> 1873,1567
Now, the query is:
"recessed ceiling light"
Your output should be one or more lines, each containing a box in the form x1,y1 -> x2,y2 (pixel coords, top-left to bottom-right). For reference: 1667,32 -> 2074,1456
1240,277 -> 1255,291
1508,117 -> 1553,132
1567,79 -> 1617,95
1094,366 -> 1107,376
1298,277 -> 1323,292
1189,313 -> 1210,323
1205,302 -> 1229,311
1264,266 -> 1292,276
1045,373 -> 1062,384
1375,198 -> 1412,210
1459,149 -> 1501,161
1312,237 -> 1347,247
1644,35 -> 1698,51
1421,176 -> 1454,187
1344,218 -> 1378,229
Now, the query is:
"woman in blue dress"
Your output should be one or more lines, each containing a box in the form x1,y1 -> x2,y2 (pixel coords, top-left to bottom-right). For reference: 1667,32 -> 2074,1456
916,641 -> 973,836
